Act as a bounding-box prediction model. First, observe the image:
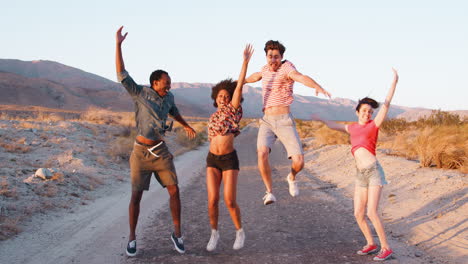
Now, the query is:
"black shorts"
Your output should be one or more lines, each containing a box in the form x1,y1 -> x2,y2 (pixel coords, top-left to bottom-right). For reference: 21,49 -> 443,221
206,150 -> 239,171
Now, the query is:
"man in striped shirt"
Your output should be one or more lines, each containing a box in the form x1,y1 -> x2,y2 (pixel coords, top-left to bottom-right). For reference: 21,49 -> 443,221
245,40 -> 331,205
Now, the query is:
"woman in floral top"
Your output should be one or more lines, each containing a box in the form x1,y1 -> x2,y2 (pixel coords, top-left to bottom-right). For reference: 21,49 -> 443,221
205,44 -> 253,252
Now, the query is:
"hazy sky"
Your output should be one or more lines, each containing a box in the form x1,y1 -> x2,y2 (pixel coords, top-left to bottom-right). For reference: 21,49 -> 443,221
2,0 -> 467,110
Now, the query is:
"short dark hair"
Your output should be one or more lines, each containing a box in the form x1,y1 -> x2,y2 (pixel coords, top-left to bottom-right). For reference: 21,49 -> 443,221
211,79 -> 243,108
264,40 -> 286,56
149,70 -> 169,86
356,97 -> 379,111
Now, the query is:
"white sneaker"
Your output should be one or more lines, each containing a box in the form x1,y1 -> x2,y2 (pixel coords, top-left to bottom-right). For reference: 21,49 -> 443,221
287,174 -> 299,197
206,229 -> 219,252
233,228 -> 245,250
263,192 -> 276,205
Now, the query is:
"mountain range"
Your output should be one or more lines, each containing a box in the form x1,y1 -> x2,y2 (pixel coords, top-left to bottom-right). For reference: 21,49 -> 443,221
0,59 -> 466,121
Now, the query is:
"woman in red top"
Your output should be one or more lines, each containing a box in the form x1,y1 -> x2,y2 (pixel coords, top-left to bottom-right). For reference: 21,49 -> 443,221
312,69 -> 398,261
205,44 -> 253,252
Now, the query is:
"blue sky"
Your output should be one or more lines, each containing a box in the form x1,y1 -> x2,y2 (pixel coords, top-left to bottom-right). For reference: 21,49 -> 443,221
2,0 -> 467,110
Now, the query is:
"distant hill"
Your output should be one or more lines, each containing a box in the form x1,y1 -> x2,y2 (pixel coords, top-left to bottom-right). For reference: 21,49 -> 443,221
0,58 -> 466,120
170,85 -> 412,121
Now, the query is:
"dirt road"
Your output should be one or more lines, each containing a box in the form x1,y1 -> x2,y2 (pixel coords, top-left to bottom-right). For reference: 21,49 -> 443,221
0,125 -> 444,263
121,125 -> 441,264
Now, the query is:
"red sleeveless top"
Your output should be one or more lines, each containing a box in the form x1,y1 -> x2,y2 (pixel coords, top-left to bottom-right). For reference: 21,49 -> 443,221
347,120 -> 379,156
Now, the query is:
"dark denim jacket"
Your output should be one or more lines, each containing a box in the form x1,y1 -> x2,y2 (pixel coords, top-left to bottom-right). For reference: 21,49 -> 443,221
117,71 -> 179,141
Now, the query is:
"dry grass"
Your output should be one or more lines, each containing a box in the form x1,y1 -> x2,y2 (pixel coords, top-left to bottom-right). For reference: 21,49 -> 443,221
33,183 -> 59,197
174,125 -> 207,150
414,126 -> 467,170
96,156 -> 107,166
314,126 -> 350,146
0,142 -> 32,153
296,110 -> 467,173
16,122 -> 42,130
106,129 -> 136,162
80,107 -> 134,126
295,119 -> 349,146
0,217 -> 21,241
380,111 -> 467,172
0,177 -> 18,198
36,112 -> 66,122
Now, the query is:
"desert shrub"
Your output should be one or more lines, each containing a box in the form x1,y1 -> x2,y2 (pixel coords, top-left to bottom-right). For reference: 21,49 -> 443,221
0,142 -> 31,153
81,107 -> 134,126
380,118 -> 410,134
0,177 -> 18,198
0,217 -> 21,240
295,120 -> 324,139
414,125 -> 468,170
33,182 -> 58,197
107,129 -> 136,161
314,126 -> 349,146
174,126 -> 207,149
36,111 -> 66,122
415,110 -> 463,128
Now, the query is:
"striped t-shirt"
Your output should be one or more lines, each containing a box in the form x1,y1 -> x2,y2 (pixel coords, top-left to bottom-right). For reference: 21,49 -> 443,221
261,60 -> 297,110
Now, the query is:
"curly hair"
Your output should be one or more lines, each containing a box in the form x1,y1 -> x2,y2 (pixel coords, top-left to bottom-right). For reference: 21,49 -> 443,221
356,97 -> 379,111
211,79 -> 244,108
264,40 -> 286,56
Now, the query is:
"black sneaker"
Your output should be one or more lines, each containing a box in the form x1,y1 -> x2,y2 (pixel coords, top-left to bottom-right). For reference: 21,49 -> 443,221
126,240 -> 137,257
171,232 -> 185,253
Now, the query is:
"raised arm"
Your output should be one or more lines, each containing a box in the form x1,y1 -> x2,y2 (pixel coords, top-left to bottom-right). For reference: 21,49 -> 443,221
245,71 -> 262,84
311,114 -> 348,133
231,44 -> 254,109
289,71 -> 332,98
115,26 -> 128,74
374,68 -> 399,127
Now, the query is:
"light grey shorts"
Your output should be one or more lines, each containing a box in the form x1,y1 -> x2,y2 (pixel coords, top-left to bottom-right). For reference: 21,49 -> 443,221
355,161 -> 387,187
130,141 -> 178,191
257,113 -> 303,158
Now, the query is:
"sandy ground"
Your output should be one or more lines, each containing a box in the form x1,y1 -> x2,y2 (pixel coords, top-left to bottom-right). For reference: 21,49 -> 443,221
0,122 -> 466,263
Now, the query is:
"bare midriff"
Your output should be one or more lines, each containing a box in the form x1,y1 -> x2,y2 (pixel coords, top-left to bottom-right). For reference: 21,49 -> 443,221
354,148 -> 378,169
209,133 -> 235,155
264,105 -> 290,115
136,135 -> 163,145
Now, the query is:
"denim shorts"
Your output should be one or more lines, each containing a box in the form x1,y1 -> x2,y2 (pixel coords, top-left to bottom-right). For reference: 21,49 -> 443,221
129,141 -> 178,191
257,113 -> 303,158
206,150 -> 239,171
355,161 -> 387,187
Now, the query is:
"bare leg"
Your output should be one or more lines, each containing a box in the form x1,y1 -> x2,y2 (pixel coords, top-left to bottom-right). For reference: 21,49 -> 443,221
367,186 -> 391,250
129,190 -> 143,241
258,146 -> 272,193
354,186 -> 375,246
289,154 -> 304,180
223,169 -> 242,229
166,185 -> 181,237
206,167 -> 222,230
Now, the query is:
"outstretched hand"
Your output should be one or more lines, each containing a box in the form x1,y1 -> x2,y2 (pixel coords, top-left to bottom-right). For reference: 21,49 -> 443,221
184,126 -> 197,140
315,87 -> 332,99
116,26 -> 128,45
243,44 -> 254,62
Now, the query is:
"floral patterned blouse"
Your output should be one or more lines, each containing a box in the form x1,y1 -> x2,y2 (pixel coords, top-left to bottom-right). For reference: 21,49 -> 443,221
208,103 -> 243,141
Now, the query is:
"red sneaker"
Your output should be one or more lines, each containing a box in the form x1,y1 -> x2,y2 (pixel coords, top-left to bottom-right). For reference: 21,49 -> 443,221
373,248 -> 393,261
357,244 -> 378,255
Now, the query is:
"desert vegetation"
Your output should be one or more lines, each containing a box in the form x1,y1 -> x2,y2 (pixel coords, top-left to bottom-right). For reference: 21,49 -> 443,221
0,106 -> 209,240
296,110 -> 468,173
